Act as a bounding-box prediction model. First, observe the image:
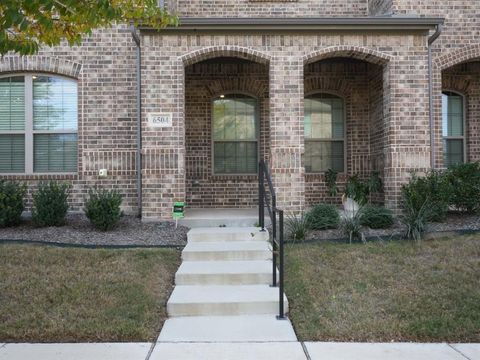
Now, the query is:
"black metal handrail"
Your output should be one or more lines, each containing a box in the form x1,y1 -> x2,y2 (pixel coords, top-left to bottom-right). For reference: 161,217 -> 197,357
258,160 -> 285,320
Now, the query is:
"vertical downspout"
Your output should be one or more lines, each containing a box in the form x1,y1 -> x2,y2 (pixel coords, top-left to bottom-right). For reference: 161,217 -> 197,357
131,26 -> 142,218
428,24 -> 443,169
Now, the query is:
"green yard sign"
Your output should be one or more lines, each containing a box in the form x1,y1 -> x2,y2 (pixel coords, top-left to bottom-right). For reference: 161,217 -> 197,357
172,202 -> 185,220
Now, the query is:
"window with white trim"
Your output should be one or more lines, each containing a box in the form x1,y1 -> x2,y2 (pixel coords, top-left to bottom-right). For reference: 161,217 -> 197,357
304,93 -> 345,173
442,91 -> 465,167
212,94 -> 258,174
0,74 -> 78,174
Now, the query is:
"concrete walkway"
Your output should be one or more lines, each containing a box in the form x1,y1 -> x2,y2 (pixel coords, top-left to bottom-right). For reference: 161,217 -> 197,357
1,342 -> 478,359
158,227 -> 296,342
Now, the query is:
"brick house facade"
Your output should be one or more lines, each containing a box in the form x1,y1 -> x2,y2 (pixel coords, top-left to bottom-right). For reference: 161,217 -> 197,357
0,1 -> 479,221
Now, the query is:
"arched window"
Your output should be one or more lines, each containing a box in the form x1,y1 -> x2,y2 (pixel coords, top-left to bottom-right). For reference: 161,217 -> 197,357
304,93 -> 345,173
442,91 -> 465,166
0,74 -> 77,173
212,94 -> 258,174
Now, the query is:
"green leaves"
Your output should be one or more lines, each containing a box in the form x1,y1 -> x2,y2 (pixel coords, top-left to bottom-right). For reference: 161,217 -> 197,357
0,180 -> 27,227
0,0 -> 177,55
85,187 -> 123,231
32,181 -> 70,227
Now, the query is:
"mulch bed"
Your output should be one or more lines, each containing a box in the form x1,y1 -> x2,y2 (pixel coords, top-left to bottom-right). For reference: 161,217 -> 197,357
306,212 -> 480,242
0,214 -> 188,246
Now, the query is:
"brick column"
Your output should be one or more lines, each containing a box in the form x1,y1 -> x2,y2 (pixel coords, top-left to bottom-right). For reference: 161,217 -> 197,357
383,48 -> 432,212
141,35 -> 186,221
269,55 -> 305,214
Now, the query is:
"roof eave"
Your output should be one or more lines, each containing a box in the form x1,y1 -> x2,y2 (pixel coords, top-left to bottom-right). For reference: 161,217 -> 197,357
139,16 -> 445,32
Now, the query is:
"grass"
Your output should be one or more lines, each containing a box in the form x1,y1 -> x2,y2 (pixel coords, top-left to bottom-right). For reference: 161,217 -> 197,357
285,235 -> 480,342
0,244 -> 180,342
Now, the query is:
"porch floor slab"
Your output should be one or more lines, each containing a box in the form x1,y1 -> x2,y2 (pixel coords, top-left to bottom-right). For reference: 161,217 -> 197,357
179,208 -> 269,228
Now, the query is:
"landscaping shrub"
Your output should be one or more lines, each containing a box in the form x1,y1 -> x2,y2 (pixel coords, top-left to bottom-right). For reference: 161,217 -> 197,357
286,213 -> 311,243
305,203 -> 340,230
340,208 -> 365,244
325,169 -> 339,197
367,171 -> 383,195
447,162 -> 480,213
85,188 -> 123,231
401,171 -> 452,222
345,174 -> 370,205
32,181 -> 70,227
401,195 -> 430,242
360,205 -> 394,229
0,180 -> 27,227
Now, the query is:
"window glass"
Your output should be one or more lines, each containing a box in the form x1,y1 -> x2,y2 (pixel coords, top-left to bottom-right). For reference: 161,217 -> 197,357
0,134 -> 25,172
442,92 -> 464,166
34,134 -> 77,172
33,76 -> 77,131
0,74 -> 77,173
304,93 -> 345,172
213,94 -> 258,174
0,76 -> 25,131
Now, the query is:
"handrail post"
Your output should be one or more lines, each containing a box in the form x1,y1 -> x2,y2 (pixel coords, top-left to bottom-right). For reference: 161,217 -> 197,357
278,210 -> 285,319
272,195 -> 277,287
258,161 -> 265,231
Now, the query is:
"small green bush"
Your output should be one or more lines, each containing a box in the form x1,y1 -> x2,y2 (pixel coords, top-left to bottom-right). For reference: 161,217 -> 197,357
325,169 -> 339,197
306,203 -> 340,230
401,195 -> 430,242
345,174 -> 370,205
286,213 -> 311,243
401,170 -> 452,222
0,180 -> 27,227
360,205 -> 394,229
85,188 -> 123,231
447,162 -> 480,213
340,208 -> 365,244
32,181 -> 70,227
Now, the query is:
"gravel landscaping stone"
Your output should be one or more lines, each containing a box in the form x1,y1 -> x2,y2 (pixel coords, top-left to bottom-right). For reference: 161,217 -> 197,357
305,212 -> 480,242
0,214 -> 188,246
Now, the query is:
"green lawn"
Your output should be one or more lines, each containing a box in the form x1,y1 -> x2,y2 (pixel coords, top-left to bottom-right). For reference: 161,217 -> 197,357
0,245 -> 180,342
285,235 -> 480,342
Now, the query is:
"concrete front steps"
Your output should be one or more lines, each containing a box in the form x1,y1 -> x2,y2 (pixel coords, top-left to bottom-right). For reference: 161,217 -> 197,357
187,227 -> 270,242
175,260 -> 277,285
167,285 -> 287,316
158,315 -> 297,342
182,241 -> 272,261
159,227 -> 297,342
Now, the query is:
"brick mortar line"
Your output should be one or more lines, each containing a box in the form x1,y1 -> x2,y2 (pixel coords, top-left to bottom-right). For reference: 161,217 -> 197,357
448,344 -> 473,360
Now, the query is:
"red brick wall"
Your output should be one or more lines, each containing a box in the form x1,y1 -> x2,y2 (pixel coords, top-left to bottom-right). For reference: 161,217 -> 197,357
170,0 -> 368,17
0,26 -> 139,214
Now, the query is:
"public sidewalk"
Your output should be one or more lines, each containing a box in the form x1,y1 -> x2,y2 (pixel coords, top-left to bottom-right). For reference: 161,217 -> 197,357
0,342 -> 478,360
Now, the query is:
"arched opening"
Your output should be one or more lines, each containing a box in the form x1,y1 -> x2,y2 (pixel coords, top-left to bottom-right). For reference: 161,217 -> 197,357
184,56 -> 269,208
303,56 -> 388,206
441,60 -> 480,166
